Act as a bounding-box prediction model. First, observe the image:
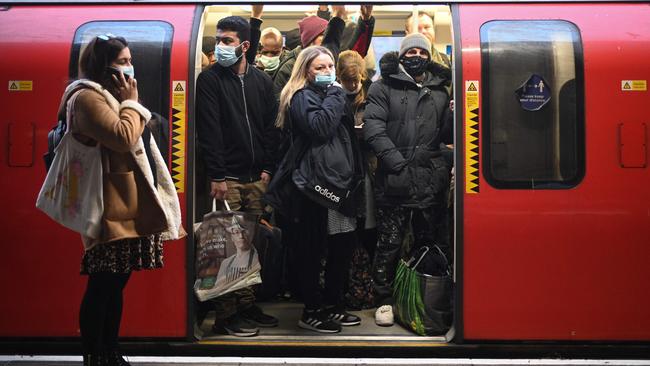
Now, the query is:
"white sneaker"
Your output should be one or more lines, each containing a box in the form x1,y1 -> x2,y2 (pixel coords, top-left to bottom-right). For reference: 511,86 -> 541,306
375,305 -> 394,326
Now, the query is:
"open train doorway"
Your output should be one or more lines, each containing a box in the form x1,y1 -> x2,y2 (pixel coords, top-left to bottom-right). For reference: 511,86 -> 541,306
190,3 -> 456,346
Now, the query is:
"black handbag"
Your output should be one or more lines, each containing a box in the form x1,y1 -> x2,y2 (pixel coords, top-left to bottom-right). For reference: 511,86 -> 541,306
393,245 -> 453,336
292,123 -> 361,216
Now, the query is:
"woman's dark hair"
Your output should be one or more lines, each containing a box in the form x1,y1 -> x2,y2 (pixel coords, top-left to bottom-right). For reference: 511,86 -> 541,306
79,35 -> 128,86
216,16 -> 251,43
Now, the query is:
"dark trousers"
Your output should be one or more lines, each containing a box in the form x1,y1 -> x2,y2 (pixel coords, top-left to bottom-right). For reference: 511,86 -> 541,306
293,198 -> 355,310
372,205 -> 443,306
79,272 -> 131,354
212,287 -> 255,322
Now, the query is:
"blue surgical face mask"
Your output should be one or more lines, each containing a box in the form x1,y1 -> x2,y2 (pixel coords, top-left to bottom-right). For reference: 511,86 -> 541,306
215,44 -> 243,67
314,73 -> 335,87
108,66 -> 134,81
119,65 -> 135,79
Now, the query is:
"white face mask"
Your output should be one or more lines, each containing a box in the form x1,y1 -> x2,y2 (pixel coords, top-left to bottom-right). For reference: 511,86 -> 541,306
343,82 -> 362,95
259,55 -> 280,71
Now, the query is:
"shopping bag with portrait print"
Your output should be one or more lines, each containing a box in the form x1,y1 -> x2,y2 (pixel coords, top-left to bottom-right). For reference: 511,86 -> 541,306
35,91 -> 103,239
194,199 -> 261,302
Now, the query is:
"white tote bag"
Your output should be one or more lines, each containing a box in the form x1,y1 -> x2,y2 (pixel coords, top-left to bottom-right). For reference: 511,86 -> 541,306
36,91 -> 103,239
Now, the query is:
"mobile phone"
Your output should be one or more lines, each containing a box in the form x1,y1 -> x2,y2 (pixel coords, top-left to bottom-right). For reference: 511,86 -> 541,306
107,66 -> 131,81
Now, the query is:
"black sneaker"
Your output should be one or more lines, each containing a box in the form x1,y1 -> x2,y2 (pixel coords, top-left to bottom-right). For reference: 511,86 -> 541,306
103,349 -> 131,366
213,315 -> 259,337
240,304 -> 279,327
324,306 -> 361,326
298,309 -> 341,333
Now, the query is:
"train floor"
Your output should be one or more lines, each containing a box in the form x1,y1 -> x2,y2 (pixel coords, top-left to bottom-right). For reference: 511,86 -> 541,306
196,301 -> 446,342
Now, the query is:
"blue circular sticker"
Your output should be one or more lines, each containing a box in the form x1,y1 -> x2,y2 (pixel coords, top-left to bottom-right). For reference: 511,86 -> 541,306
515,74 -> 551,111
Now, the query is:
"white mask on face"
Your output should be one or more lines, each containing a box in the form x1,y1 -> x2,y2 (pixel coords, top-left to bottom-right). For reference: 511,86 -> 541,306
259,55 -> 280,71
343,82 -> 362,95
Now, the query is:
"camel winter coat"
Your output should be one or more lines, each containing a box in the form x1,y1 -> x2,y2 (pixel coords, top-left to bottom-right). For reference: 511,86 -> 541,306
58,80 -> 184,249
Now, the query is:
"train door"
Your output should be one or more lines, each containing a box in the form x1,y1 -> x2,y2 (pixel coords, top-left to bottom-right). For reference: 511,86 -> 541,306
0,4 -> 196,338
456,3 -> 650,341
190,4 -> 458,344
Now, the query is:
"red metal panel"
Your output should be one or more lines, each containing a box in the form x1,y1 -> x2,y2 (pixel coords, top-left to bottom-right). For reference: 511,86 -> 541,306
459,3 -> 650,341
619,122 -> 647,168
8,122 -> 34,167
0,5 -> 195,337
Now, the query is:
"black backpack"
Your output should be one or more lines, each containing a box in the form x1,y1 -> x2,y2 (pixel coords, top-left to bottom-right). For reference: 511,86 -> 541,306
253,222 -> 284,300
43,87 -> 86,173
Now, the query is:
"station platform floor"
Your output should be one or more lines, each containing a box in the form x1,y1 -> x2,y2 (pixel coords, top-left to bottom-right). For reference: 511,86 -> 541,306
2,356 -> 650,366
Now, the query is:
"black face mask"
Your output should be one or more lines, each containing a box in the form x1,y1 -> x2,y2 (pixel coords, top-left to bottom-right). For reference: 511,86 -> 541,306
401,56 -> 429,78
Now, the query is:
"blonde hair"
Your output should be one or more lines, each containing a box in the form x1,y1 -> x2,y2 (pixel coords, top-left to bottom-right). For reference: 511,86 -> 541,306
276,46 -> 334,129
337,50 -> 368,109
261,27 -> 283,45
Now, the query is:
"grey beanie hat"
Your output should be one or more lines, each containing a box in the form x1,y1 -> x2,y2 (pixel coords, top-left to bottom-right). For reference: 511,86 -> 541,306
399,33 -> 431,59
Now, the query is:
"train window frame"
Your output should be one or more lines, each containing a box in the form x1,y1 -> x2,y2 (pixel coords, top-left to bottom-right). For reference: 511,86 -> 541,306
69,21 -> 174,162
480,20 -> 585,189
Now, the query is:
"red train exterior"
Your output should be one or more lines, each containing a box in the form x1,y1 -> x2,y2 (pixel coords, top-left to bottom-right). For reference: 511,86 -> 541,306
0,2 -> 648,346
0,4 -> 196,338
459,3 -> 650,341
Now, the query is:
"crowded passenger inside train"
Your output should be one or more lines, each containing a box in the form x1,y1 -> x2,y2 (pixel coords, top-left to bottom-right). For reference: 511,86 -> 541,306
192,4 -> 454,339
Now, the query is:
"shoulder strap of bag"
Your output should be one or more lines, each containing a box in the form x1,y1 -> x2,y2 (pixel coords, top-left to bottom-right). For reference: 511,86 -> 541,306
63,88 -> 86,134
433,244 -> 452,276
212,198 -> 231,212
408,244 -> 451,276
409,246 -> 430,269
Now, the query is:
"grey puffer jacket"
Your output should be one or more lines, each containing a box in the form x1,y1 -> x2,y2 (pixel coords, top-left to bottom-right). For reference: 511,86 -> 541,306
362,51 -> 452,208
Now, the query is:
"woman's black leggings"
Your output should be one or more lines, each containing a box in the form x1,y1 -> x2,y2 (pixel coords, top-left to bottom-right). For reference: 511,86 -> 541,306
79,272 -> 131,354
293,197 -> 355,310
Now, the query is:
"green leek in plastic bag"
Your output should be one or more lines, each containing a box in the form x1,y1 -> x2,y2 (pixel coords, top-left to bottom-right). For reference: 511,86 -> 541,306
393,245 -> 453,336
394,259 -> 427,335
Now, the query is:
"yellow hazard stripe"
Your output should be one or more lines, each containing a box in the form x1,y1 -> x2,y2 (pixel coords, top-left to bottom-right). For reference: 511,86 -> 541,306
171,81 -> 186,193
465,81 -> 479,194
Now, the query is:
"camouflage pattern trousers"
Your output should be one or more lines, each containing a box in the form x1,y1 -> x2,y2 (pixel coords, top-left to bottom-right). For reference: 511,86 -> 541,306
371,205 -> 444,306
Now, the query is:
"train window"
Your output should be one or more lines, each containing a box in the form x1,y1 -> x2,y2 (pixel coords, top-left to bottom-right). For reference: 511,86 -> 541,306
69,21 -> 174,161
480,20 -> 585,189
371,35 -> 404,81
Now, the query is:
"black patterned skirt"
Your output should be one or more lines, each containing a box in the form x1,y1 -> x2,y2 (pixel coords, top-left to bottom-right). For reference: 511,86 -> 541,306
81,235 -> 164,274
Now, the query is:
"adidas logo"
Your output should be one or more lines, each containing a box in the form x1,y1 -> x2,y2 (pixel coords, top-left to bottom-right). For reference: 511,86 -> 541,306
314,185 -> 340,203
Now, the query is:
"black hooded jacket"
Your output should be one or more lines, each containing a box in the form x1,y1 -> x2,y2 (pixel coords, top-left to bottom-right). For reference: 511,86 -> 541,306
362,51 -> 452,208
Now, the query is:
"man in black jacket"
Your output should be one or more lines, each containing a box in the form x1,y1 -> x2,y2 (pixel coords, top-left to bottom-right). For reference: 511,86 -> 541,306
196,15 -> 280,337
363,33 -> 452,328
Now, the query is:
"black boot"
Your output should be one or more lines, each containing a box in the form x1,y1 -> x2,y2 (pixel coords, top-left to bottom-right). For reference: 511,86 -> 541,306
82,354 -> 104,366
104,349 -> 131,366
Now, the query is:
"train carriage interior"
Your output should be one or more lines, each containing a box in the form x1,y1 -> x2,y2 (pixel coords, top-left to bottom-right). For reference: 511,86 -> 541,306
191,4 -> 455,343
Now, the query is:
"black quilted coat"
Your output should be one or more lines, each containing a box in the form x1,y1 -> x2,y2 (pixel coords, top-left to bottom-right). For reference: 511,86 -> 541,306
362,52 -> 452,208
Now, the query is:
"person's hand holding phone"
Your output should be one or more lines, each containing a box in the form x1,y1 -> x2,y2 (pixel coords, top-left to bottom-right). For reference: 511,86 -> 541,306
110,68 -> 138,102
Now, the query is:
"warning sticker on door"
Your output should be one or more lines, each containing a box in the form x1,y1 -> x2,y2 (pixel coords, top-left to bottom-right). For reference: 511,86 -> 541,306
621,80 -> 647,91
171,80 -> 186,193
465,80 -> 479,194
8,80 -> 33,91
